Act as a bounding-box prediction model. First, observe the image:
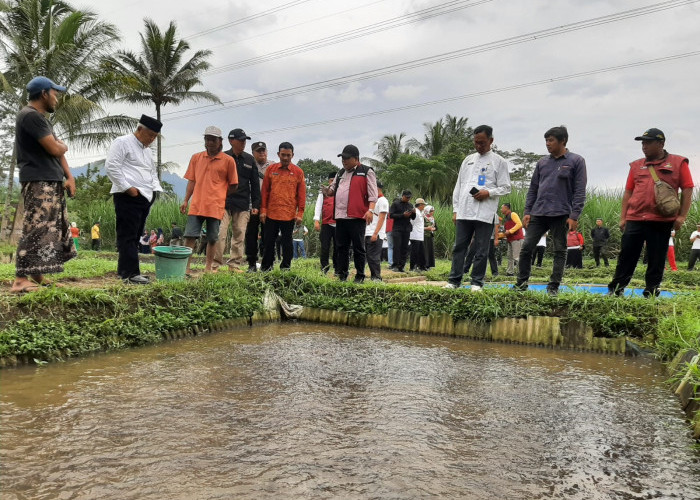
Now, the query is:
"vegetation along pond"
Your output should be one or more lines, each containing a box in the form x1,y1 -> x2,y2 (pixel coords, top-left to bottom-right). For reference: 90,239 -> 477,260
1,323 -> 698,499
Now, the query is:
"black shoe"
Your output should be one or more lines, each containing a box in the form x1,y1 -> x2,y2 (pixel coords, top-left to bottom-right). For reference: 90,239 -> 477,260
246,266 -> 257,273
642,288 -> 659,298
124,275 -> 149,285
606,288 -> 623,297
396,268 -> 405,273
511,283 -> 527,292
546,286 -> 559,297
353,277 -> 365,284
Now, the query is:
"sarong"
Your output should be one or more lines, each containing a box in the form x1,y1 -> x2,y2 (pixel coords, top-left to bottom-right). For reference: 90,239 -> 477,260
15,181 -> 77,276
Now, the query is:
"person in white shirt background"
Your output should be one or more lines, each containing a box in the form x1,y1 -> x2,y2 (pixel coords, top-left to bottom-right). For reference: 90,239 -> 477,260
105,114 -> 163,284
688,223 -> 700,271
365,181 -> 389,281
409,198 -> 427,271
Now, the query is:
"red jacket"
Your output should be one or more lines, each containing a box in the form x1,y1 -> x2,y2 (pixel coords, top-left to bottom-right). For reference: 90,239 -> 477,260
625,153 -> 693,222
567,231 -> 584,247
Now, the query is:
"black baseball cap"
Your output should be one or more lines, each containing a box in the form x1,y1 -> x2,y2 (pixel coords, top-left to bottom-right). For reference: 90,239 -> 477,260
251,141 -> 266,151
635,128 -> 665,141
338,144 -> 360,159
376,180 -> 383,189
139,114 -> 163,133
228,128 -> 251,140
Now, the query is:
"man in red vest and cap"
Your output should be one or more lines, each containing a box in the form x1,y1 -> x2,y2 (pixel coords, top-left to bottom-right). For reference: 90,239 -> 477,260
322,145 -> 378,283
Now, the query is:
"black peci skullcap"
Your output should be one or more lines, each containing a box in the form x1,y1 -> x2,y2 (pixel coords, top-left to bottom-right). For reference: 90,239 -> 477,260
139,114 -> 162,133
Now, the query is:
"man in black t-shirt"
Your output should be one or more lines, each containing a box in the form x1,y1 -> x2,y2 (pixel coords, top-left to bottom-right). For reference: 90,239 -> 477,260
11,76 -> 77,294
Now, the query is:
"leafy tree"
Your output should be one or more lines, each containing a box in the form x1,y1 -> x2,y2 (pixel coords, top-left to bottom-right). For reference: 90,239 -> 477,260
0,0 -> 133,239
495,147 -> 541,189
297,158 -> 338,198
382,153 -> 454,203
105,19 -> 220,177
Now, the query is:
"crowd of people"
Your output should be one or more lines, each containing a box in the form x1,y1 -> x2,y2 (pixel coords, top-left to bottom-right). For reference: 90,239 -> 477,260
9,75 -> 697,297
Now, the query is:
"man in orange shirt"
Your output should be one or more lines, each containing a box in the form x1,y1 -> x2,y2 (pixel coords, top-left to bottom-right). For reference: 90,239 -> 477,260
180,126 -> 238,274
260,142 -> 306,271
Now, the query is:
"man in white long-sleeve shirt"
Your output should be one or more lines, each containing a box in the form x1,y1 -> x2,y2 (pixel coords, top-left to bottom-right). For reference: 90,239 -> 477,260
106,115 -> 163,284
444,125 -> 511,291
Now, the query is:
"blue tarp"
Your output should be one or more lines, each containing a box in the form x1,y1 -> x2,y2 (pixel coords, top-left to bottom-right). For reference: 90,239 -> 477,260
480,283 -> 677,298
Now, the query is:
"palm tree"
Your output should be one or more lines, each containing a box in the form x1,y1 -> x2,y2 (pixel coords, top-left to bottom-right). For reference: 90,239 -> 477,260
0,0 -> 133,240
105,19 -> 221,177
374,133 -> 408,166
407,114 -> 473,159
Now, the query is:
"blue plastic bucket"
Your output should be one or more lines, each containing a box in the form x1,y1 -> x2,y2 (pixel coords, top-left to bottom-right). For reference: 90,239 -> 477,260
153,245 -> 192,281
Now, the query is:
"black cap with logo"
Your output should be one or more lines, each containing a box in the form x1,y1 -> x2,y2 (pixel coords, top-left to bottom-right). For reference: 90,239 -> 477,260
228,128 -> 251,140
634,128 -> 665,141
338,144 -> 360,159
251,141 -> 266,151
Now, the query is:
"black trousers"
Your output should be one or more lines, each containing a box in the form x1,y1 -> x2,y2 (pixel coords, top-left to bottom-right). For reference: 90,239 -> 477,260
365,236 -> 383,279
262,219 -> 294,271
335,218 -> 367,280
410,239 -> 426,270
566,248 -> 583,268
689,249 -> 700,270
531,245 -> 545,266
593,245 -> 608,266
113,193 -> 153,279
319,224 -> 337,273
392,230 -> 411,271
424,237 -> 435,268
466,238 -> 499,275
608,220 -> 673,295
245,212 -> 262,268
517,215 -> 568,290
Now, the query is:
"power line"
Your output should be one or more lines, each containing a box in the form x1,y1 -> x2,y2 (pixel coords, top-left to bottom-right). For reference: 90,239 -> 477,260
161,51 -> 700,150
204,0 -> 391,52
164,0 -> 699,120
184,0 -> 316,40
207,0 -> 494,74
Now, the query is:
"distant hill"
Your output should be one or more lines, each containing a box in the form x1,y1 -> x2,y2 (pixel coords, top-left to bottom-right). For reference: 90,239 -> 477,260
72,159 -> 187,199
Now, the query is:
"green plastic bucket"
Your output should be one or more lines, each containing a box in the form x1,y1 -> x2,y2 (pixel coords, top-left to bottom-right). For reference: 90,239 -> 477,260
153,245 -> 192,281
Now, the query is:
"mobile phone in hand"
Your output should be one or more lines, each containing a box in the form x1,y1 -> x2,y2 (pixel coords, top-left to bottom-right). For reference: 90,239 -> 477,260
469,187 -> 479,196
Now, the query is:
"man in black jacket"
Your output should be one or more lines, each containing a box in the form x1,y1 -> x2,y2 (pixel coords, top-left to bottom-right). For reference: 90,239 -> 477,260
388,189 -> 416,273
213,128 -> 260,272
590,218 -> 610,267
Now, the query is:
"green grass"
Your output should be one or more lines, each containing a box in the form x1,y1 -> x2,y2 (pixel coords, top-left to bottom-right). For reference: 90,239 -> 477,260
1,255 -> 697,363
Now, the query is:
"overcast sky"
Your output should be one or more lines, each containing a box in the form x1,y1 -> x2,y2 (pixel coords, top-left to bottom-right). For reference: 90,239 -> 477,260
70,0 -> 700,190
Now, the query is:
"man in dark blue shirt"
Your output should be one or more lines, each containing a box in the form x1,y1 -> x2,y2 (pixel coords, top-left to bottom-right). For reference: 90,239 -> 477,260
514,126 -> 587,295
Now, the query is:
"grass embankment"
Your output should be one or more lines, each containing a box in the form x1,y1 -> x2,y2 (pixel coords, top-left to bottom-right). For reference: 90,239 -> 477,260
0,254 -> 698,366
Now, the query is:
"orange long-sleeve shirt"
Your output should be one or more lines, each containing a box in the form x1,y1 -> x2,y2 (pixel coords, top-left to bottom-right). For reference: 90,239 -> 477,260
260,162 -> 306,221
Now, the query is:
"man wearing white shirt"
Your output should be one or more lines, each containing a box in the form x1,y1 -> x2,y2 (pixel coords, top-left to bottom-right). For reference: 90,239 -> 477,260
689,222 -> 700,271
365,181 -> 389,281
444,125 -> 511,291
106,115 -> 163,284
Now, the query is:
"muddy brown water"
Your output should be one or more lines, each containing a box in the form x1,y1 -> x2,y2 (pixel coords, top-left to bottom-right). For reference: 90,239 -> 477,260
1,323 -> 698,499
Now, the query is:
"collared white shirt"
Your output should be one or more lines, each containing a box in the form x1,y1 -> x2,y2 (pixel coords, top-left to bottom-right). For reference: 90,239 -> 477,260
365,195 -> 389,238
452,150 -> 511,223
409,208 -> 424,241
106,134 -> 162,202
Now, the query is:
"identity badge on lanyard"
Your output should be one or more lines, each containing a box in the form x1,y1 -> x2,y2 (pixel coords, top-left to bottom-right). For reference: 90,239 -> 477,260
478,166 -> 487,186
